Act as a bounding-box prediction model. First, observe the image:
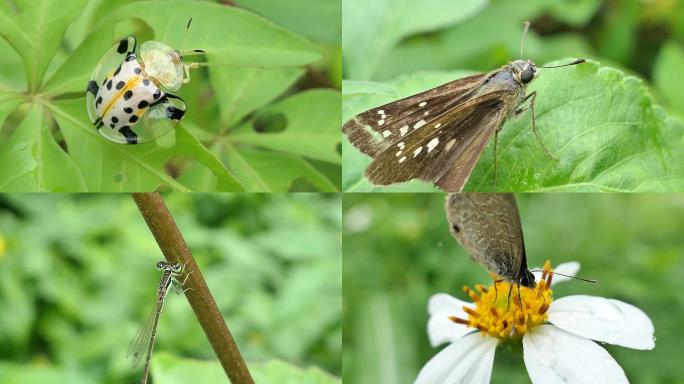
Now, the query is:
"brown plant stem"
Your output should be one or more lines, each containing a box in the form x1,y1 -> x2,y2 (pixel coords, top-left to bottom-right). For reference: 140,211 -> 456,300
132,192 -> 254,384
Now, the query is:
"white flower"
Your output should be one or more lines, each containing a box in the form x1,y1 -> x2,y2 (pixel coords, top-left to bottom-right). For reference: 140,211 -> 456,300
416,261 -> 655,384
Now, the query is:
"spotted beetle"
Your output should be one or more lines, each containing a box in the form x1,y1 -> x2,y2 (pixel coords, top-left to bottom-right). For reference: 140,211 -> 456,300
85,19 -> 203,144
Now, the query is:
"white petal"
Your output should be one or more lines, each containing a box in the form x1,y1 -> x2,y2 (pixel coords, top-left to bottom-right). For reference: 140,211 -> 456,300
548,295 -> 655,350
531,261 -> 581,286
427,293 -> 474,347
415,332 -> 497,384
523,325 -> 629,384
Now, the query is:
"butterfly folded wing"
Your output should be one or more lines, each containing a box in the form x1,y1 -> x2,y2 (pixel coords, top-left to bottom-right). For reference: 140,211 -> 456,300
364,90 -> 510,191
343,73 -> 487,157
445,193 -> 524,280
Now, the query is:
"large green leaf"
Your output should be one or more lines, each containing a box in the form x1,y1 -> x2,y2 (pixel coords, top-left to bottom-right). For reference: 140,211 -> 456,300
342,61 -> 684,192
231,89 -> 342,164
342,0 -> 487,80
107,0 -> 322,68
0,0 -> 86,91
0,105 -> 86,191
235,0 -> 341,44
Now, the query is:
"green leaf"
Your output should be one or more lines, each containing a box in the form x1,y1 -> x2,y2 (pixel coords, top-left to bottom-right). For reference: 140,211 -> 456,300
231,89 -> 342,164
225,148 -> 338,192
0,0 -> 87,91
653,41 -> 684,118
342,61 -> 684,192
210,66 -> 304,127
106,0 -> 322,68
234,0 -> 341,44
0,105 -> 86,191
342,80 -> 397,97
342,0 -> 487,80
151,353 -> 339,384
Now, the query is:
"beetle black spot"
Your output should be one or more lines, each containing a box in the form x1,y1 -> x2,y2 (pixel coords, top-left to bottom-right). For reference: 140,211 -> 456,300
119,126 -> 137,144
129,115 -> 139,123
124,107 -> 133,113
126,55 -> 136,62
113,66 -> 121,77
106,80 -> 112,90
143,79 -> 150,86
138,100 -> 149,109
166,106 -> 185,120
153,89 -> 161,99
96,96 -> 102,105
115,81 -> 124,90
134,67 -> 141,75
123,90 -> 133,100
117,39 -> 128,54
110,123 -> 115,128
102,77 -> 107,85
452,224 -> 460,233
87,80 -> 99,95
111,116 -> 118,123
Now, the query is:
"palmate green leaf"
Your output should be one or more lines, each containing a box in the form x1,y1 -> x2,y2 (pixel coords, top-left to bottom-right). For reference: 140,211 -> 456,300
0,105 -> 86,191
210,66 -> 304,127
342,0 -> 487,80
234,0 -> 341,44
151,353 -> 340,384
231,90 -> 342,164
0,0 -> 86,92
106,0 -> 322,68
342,61 -> 684,192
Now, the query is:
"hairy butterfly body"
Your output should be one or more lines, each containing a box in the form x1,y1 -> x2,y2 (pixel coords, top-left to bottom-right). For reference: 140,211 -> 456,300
445,193 -> 535,288
86,20 -> 202,144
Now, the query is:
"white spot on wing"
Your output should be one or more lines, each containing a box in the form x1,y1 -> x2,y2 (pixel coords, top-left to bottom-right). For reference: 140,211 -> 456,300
427,138 -> 439,153
398,156 -> 407,163
435,123 -> 442,128
396,150 -> 402,157
377,110 -> 384,115
413,147 -> 422,157
378,119 -> 385,126
445,139 -> 456,151
399,126 -> 409,136
397,142 -> 405,149
419,102 -> 427,107
413,120 -> 426,129
382,130 -> 391,137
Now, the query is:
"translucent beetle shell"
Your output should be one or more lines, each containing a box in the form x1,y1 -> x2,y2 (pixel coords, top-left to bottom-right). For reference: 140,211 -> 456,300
86,36 -> 190,144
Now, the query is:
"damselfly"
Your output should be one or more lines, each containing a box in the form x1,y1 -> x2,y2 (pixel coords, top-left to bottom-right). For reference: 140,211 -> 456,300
127,261 -> 187,384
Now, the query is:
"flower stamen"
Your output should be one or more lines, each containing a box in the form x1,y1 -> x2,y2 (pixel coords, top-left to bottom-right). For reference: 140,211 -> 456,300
453,260 -> 556,339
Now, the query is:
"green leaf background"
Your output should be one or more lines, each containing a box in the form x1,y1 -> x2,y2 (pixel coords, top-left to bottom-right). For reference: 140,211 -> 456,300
342,0 -> 684,192
343,193 -> 684,384
0,193 -> 341,383
0,0 -> 341,192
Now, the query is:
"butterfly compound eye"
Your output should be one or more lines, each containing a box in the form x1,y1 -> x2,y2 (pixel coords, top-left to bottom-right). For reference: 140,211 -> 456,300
520,67 -> 535,84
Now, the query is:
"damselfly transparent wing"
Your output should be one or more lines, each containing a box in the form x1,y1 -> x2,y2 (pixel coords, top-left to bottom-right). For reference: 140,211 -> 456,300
127,303 -> 157,369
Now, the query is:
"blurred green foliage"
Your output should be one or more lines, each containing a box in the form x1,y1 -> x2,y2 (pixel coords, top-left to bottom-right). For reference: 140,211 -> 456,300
343,193 -> 684,383
0,193 -> 341,383
342,0 -> 684,192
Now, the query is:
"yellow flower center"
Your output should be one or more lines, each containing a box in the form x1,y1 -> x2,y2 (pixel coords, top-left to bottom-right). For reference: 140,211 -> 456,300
449,261 -> 556,339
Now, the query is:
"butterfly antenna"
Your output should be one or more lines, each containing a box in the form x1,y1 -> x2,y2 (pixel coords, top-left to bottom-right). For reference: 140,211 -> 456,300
531,269 -> 598,284
182,17 -> 193,54
520,21 -> 530,58
539,59 -> 586,69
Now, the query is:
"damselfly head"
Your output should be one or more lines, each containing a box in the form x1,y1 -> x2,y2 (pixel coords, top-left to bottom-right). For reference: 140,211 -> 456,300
171,263 -> 182,273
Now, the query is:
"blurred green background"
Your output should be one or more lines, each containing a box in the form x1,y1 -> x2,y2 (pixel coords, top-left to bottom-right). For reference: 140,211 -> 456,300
343,193 -> 684,383
0,193 -> 341,383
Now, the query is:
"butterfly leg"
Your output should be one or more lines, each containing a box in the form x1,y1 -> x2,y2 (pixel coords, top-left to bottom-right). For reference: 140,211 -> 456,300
516,91 -> 559,161
183,63 -> 200,84
506,284 -> 513,309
